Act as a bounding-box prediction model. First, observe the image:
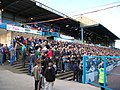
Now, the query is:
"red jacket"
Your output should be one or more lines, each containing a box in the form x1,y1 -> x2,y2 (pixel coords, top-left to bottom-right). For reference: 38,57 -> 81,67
47,50 -> 52,59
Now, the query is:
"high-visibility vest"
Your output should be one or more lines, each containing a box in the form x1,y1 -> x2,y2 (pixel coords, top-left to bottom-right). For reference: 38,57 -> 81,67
98,68 -> 107,83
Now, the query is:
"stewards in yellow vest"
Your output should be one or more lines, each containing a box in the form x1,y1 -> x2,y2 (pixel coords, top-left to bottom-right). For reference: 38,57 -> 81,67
98,67 -> 107,90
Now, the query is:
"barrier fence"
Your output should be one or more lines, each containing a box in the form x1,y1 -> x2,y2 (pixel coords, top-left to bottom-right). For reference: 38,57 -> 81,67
82,56 -> 120,90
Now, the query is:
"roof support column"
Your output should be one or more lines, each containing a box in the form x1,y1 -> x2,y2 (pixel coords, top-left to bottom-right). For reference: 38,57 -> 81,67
0,10 -> 2,24
81,27 -> 84,44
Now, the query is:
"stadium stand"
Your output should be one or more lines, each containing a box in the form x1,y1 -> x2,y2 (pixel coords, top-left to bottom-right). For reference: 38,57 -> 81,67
0,1 -> 120,90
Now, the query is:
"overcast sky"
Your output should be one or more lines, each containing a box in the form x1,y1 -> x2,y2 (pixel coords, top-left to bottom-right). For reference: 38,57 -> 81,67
37,0 -> 120,48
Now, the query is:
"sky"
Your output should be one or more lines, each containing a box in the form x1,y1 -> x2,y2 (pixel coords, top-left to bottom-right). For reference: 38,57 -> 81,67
36,0 -> 120,48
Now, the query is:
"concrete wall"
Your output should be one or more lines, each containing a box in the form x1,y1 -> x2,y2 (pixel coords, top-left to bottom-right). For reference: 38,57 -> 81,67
12,32 -> 45,39
0,30 -> 12,46
0,29 -> 47,46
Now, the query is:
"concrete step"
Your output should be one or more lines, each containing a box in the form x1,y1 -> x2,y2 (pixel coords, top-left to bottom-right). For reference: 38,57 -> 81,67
57,73 -> 74,80
65,77 -> 73,81
13,64 -> 28,69
12,62 -> 28,67
65,76 -> 73,81
12,63 -> 23,67
21,70 -> 28,74
56,71 -> 73,78
17,67 -> 28,71
10,61 -> 74,81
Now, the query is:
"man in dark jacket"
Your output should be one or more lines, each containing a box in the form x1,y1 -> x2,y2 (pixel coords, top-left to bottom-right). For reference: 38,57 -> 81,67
44,63 -> 55,90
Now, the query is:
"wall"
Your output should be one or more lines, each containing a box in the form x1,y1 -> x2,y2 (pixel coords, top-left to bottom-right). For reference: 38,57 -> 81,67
12,32 -> 46,40
0,30 -> 12,46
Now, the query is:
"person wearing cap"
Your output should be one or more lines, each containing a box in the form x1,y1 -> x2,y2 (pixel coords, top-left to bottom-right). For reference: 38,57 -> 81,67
44,62 -> 55,90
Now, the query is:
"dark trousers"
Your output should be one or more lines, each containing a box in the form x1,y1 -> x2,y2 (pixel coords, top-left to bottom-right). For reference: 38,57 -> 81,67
73,72 -> 79,82
99,83 -> 105,90
22,52 -> 26,67
35,80 -> 39,90
16,50 -> 19,60
3,54 -> 6,63
79,70 -> 83,83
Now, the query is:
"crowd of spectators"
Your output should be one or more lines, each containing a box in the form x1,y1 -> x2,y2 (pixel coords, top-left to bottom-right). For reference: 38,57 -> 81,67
0,35 -> 120,83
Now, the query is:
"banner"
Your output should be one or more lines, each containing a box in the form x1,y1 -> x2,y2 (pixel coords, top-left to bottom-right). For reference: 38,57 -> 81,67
0,23 -> 6,29
60,34 -> 74,39
6,24 -> 42,35
7,24 -> 25,32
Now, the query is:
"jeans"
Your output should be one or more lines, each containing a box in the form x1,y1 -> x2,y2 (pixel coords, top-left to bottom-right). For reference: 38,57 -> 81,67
28,62 -> 33,74
16,50 -> 19,60
0,54 -> 3,65
10,55 -> 15,65
28,55 -> 34,74
64,62 -> 69,71
44,81 -> 54,90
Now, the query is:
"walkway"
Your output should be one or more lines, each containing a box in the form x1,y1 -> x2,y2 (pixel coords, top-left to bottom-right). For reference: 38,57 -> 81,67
0,65 -> 99,90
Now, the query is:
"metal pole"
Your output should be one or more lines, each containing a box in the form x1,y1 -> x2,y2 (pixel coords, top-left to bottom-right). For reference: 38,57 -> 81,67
81,28 -> 84,44
83,56 -> 86,84
103,56 -> 107,88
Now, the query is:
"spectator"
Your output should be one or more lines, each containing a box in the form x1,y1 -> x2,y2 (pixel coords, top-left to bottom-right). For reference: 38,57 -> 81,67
1,44 -> 5,64
15,43 -> 20,61
47,48 -> 53,62
32,59 -> 41,90
44,63 -> 55,90
98,64 -> 107,90
9,45 -> 16,65
79,61 -> 83,83
4,44 -> 9,63
28,42 -> 36,74
73,62 -> 80,82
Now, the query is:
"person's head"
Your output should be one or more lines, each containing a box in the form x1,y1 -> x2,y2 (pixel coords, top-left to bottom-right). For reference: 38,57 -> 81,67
100,63 -> 104,68
53,62 -> 56,64
17,35 -> 20,38
48,62 -> 53,67
35,59 -> 41,65
1,44 -> 3,47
